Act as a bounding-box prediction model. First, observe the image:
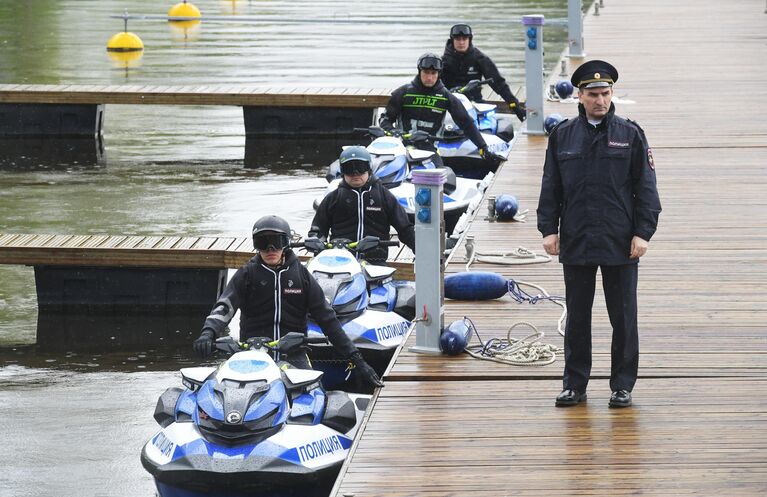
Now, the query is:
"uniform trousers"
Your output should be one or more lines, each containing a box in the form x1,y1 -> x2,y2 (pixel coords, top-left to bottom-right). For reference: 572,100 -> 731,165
562,263 -> 638,393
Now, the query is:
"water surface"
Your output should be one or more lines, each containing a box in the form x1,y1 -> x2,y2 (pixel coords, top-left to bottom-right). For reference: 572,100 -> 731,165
0,1 -> 570,495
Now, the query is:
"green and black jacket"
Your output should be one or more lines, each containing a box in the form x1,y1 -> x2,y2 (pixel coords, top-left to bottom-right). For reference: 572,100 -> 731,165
379,76 -> 487,150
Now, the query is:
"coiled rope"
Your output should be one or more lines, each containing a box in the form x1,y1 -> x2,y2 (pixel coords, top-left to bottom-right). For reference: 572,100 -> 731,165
464,319 -> 563,367
464,237 -> 551,271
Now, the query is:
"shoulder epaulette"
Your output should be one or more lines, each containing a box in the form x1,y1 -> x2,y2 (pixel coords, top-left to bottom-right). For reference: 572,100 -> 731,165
549,118 -> 569,135
626,118 -> 645,133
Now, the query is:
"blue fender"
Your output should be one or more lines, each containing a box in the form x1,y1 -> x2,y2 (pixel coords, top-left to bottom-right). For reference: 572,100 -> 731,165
494,194 -> 519,221
440,319 -> 474,355
444,271 -> 508,300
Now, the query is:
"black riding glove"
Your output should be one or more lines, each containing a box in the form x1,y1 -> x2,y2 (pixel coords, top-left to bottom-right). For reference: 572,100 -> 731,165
304,236 -> 326,253
479,145 -> 506,166
193,328 -> 215,358
350,351 -> 384,387
509,99 -> 526,122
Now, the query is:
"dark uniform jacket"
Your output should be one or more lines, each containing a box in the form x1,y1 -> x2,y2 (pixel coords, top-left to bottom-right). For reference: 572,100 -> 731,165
310,175 -> 415,263
442,39 -> 519,105
537,103 -> 661,266
201,249 -> 357,358
378,76 -> 487,150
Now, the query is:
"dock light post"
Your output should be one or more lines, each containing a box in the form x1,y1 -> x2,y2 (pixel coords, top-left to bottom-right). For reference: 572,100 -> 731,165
567,0 -> 586,58
409,168 -> 447,355
523,15 -> 545,135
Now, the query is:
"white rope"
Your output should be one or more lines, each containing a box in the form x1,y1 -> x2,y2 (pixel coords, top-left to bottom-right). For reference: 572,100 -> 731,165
465,321 -> 563,367
464,238 -> 551,271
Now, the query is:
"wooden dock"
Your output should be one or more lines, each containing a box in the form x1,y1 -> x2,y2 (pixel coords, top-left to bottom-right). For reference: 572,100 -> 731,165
0,83 -> 511,138
0,85 -> 393,108
0,233 -> 415,280
332,1 -> 767,495
0,84 -> 510,108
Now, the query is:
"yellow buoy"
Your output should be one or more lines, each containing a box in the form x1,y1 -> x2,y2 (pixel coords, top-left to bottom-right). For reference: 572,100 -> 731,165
107,49 -> 143,69
168,1 -> 202,19
106,31 -> 144,52
168,19 -> 201,42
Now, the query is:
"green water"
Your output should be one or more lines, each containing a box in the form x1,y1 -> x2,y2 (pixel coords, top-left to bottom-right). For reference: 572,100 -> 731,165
0,1 -> 572,495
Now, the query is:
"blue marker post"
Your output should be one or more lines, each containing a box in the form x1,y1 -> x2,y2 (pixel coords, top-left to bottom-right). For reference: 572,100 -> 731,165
409,168 -> 447,355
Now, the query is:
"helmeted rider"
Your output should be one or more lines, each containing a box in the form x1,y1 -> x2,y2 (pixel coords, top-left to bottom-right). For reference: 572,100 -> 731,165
441,23 -> 527,122
378,52 -> 505,166
308,146 -> 415,264
193,215 -> 383,387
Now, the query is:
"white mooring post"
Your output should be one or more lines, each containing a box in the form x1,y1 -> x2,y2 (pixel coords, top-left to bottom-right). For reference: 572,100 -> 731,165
409,168 -> 447,355
522,15 -> 545,135
567,0 -> 586,58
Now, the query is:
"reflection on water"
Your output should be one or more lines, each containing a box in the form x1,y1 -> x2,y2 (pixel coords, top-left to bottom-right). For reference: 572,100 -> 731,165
0,365 -> 176,497
0,344 -> 201,373
0,0 -> 570,495
244,136 -> 347,169
0,137 -> 105,169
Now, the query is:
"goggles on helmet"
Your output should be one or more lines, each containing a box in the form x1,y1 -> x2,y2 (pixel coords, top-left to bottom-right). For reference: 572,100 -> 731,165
450,24 -> 472,38
418,56 -> 443,71
253,233 -> 289,251
340,159 -> 370,176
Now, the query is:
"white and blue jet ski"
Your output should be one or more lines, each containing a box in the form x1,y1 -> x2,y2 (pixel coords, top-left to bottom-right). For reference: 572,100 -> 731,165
437,80 -> 514,177
297,236 -> 414,390
141,333 -> 370,497
316,130 -> 493,235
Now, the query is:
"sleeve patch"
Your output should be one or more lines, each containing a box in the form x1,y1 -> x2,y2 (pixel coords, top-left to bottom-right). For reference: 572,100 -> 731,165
647,148 -> 655,170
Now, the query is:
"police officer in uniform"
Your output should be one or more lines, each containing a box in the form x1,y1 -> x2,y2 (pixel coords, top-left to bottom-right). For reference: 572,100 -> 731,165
379,53 -> 506,166
441,24 -> 526,122
193,215 -> 383,387
536,60 -> 661,408
309,146 -> 415,264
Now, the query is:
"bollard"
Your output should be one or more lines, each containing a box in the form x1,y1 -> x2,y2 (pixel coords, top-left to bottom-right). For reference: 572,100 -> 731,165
600,0 -> 604,6
409,168 -> 447,355
567,0 -> 586,58
522,15 -> 545,135
594,3 -> 600,16
559,60 -> 568,78
486,195 -> 496,221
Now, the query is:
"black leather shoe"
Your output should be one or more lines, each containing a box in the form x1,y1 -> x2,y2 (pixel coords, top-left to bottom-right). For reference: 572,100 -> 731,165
609,390 -> 632,408
555,389 -> 587,407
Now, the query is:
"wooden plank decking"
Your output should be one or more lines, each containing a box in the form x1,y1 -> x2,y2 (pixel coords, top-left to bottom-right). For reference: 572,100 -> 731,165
0,84 -> 513,110
0,233 -> 253,269
0,85 -> 393,108
0,233 -> 416,280
333,1 -> 767,495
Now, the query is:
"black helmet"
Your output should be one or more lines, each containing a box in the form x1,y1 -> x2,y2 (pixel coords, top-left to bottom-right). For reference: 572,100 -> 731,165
339,146 -> 371,175
449,24 -> 473,39
252,215 -> 291,251
417,53 -> 443,72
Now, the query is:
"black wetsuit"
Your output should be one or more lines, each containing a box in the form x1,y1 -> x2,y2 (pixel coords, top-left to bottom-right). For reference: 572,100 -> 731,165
379,76 -> 487,154
310,175 -> 415,264
201,249 -> 357,361
442,39 -> 521,106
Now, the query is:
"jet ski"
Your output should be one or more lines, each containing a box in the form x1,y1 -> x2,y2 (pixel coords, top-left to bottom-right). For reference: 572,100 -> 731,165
315,128 -> 493,235
437,79 -> 514,177
295,236 -> 414,391
140,333 -> 370,497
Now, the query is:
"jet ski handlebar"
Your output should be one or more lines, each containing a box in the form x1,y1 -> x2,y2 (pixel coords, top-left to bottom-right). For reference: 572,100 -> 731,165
291,235 -> 399,255
354,126 -> 438,144
214,332 -> 328,356
449,78 -> 494,94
